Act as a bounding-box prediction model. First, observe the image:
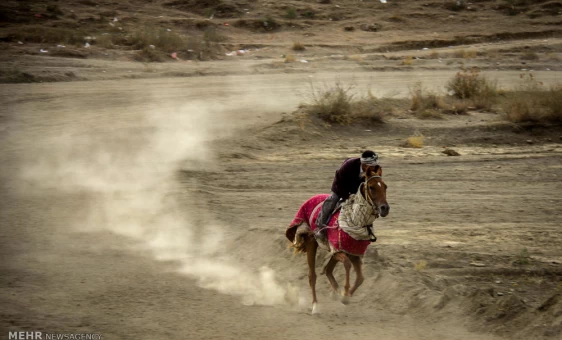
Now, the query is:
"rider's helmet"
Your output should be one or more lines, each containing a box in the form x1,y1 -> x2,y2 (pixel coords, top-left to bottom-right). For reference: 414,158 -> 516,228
360,150 -> 378,165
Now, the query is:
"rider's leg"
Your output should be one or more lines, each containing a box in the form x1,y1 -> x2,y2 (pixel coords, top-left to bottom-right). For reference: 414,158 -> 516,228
316,192 -> 340,227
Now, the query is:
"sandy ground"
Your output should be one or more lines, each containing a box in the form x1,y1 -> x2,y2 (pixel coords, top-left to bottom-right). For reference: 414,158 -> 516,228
1,65 -> 561,340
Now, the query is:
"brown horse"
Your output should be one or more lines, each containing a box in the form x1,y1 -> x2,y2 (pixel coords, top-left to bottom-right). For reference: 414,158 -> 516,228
285,165 -> 389,314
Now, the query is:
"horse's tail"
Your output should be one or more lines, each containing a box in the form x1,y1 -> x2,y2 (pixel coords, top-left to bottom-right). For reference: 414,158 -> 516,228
288,223 -> 314,254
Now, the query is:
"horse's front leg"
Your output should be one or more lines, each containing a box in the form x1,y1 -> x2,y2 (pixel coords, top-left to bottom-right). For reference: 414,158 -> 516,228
334,252 -> 352,304
305,236 -> 319,314
349,255 -> 365,296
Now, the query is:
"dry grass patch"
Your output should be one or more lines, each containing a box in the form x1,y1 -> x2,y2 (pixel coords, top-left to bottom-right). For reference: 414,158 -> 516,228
400,56 -> 414,66
502,74 -> 562,123
410,83 -> 446,113
417,109 -> 443,120
129,27 -> 186,52
404,134 -> 425,148
388,14 -> 406,22
446,68 -> 498,111
284,54 -> 296,63
454,49 -> 477,59
429,51 -> 440,59
6,25 -> 85,45
520,51 -> 539,60
134,46 -> 167,62
292,41 -> 305,51
301,82 -> 396,125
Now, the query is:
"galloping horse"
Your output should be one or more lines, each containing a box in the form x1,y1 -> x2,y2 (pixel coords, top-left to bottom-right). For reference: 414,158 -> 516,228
285,165 -> 389,314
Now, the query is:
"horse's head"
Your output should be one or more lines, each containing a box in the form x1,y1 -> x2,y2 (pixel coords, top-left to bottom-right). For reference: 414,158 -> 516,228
363,165 -> 389,217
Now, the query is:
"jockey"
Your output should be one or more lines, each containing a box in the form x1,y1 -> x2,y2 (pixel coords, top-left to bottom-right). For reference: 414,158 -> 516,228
316,150 -> 379,230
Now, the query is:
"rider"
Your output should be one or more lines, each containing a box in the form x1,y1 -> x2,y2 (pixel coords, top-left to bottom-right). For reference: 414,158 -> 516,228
316,150 -> 379,231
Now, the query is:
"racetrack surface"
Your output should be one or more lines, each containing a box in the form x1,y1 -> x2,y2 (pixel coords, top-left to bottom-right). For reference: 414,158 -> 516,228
1,69 -> 561,340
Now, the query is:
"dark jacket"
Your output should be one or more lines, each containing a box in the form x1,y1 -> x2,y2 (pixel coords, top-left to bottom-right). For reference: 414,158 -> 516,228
331,157 -> 364,201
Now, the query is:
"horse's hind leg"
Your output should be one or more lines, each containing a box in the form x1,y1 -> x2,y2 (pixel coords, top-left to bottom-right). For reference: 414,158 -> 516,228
349,255 -> 365,296
324,257 -> 339,299
305,236 -> 319,314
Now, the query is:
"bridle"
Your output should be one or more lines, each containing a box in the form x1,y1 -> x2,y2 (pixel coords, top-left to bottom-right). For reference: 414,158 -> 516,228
364,175 -> 382,215
362,175 -> 383,243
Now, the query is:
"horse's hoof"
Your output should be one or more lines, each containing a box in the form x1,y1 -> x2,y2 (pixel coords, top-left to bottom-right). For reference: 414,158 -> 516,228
341,295 -> 350,305
311,303 -> 319,315
330,290 -> 339,301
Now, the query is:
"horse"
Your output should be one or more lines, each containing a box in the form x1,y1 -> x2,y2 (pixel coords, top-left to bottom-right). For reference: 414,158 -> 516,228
285,165 -> 389,314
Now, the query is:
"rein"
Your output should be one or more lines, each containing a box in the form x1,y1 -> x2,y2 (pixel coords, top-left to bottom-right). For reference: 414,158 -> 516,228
362,175 -> 382,243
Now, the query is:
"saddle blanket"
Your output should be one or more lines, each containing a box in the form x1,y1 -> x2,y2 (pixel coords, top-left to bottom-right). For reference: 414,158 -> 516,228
286,194 -> 371,256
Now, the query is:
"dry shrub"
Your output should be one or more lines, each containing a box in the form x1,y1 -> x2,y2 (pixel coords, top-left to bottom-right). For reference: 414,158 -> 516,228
400,56 -> 414,65
352,92 -> 393,123
7,25 -> 85,45
134,47 -> 166,62
292,41 -> 305,51
414,260 -> 428,271
546,53 -> 560,62
388,14 -> 405,22
302,83 -> 391,125
284,54 -> 296,63
417,109 -> 442,120
203,27 -> 226,42
446,99 -> 469,115
454,49 -> 477,59
445,0 -> 466,11
130,27 -> 186,53
520,51 -> 539,60
429,51 -> 439,59
304,82 -> 355,124
405,134 -> 424,148
410,83 -> 446,113
446,68 -> 498,111
503,74 -> 562,123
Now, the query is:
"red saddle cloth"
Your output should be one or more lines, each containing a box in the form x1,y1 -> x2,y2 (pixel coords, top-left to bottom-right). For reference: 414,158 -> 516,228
286,194 -> 371,256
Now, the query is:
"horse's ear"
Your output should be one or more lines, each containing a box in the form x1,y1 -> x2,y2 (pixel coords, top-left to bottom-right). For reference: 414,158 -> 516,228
366,165 -> 382,177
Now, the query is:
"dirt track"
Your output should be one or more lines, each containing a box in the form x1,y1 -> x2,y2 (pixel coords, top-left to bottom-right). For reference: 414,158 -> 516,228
1,68 -> 561,340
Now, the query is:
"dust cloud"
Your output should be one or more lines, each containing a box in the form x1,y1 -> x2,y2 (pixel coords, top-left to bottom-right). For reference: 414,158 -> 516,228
18,90 -> 298,306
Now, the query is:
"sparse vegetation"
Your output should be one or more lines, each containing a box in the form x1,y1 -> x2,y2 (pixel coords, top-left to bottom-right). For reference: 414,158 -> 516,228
203,27 -> 226,43
520,51 -> 539,60
301,10 -> 316,19
446,68 -> 498,111
400,56 -> 414,66
388,14 -> 406,22
405,134 -> 425,148
285,8 -> 297,20
284,54 -> 296,63
410,83 -> 446,113
303,82 -> 355,124
6,26 -> 85,45
513,248 -> 531,266
502,74 -> 562,123
429,51 -> 439,59
445,0 -> 467,11
134,46 -> 166,62
129,27 -> 185,53
292,41 -> 305,51
414,260 -> 428,271
46,4 -> 64,17
447,69 -> 499,111
454,49 -> 477,59
301,82 -> 393,125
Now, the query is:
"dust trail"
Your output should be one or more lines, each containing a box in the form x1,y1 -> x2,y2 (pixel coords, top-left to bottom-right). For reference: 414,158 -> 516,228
19,92 -> 297,306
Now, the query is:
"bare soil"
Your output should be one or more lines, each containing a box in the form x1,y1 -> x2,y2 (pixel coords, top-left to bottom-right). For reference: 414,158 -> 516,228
1,1 -> 561,340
